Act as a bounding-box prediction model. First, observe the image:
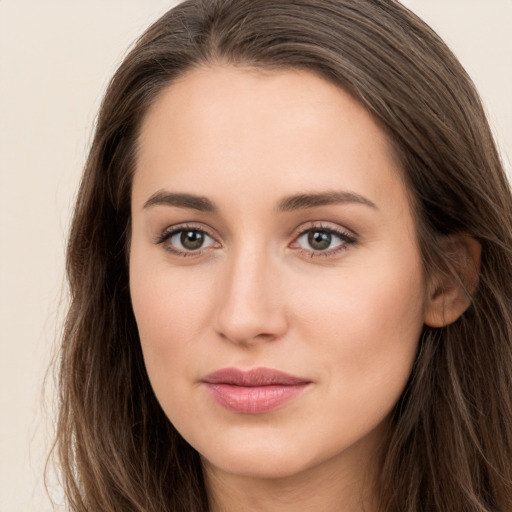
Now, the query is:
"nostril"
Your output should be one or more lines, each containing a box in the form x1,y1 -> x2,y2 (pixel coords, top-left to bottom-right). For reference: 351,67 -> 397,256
214,300 -> 288,346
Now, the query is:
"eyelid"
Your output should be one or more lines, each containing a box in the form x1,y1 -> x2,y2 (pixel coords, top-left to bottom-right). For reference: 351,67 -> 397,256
289,222 -> 357,258
154,220 -> 356,259
155,222 -> 221,257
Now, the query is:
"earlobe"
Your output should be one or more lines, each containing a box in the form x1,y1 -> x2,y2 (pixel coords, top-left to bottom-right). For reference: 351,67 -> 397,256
424,235 -> 481,328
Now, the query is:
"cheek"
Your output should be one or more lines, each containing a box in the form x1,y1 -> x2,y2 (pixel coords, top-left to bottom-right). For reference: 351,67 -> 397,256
129,254 -> 217,403
292,259 -> 425,345
290,249 -> 426,418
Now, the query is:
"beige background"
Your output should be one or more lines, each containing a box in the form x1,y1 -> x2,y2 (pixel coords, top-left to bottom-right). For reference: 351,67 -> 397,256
0,1 -> 510,511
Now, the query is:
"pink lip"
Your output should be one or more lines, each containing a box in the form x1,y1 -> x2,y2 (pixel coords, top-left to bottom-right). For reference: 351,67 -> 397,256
202,367 -> 311,414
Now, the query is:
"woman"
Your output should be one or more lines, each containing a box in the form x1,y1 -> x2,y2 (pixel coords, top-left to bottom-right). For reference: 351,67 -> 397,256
55,0 -> 512,510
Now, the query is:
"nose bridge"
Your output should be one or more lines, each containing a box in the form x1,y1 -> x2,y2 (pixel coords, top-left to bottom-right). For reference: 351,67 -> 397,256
214,239 -> 287,345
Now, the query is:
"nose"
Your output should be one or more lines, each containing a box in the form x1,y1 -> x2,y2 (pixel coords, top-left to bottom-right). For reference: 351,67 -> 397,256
214,247 -> 288,346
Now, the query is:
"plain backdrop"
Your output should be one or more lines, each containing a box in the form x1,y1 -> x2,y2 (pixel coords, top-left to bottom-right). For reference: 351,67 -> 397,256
0,1 -> 510,511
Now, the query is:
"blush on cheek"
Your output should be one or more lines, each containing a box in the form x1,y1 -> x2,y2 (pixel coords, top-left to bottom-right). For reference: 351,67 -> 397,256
304,264 -> 424,390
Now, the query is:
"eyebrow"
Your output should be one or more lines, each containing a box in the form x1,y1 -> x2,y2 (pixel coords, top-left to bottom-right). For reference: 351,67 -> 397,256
277,191 -> 377,211
143,191 -> 217,212
142,189 -> 376,212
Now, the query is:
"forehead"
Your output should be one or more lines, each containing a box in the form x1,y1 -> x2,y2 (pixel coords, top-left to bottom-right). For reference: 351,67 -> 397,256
133,65 -> 410,219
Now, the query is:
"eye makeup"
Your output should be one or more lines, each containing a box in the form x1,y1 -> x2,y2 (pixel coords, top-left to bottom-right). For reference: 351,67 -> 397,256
155,222 -> 220,258
154,220 -> 357,260
291,223 -> 357,259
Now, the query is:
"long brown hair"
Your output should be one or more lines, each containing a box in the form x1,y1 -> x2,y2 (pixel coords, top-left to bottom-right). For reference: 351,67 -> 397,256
54,1 -> 512,510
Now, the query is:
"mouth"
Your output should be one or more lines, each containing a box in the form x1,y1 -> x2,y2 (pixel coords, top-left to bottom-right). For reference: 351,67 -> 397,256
201,367 -> 312,414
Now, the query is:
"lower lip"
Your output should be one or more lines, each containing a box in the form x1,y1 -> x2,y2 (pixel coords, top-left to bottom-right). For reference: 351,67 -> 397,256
204,383 -> 309,414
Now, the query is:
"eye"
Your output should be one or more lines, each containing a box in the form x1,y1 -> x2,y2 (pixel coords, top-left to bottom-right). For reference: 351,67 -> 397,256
293,225 -> 356,257
171,229 -> 214,250
157,225 -> 218,256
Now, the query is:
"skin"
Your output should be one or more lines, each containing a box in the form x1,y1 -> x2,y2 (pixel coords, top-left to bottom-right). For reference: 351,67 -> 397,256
129,65 -> 443,511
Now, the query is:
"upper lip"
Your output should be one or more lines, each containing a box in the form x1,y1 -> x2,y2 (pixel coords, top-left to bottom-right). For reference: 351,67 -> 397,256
202,367 -> 311,387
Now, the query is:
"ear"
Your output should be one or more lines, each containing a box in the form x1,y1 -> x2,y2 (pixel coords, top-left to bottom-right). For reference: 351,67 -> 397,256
424,234 -> 481,328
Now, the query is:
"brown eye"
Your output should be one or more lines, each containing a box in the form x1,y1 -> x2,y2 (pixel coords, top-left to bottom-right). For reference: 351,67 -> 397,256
307,231 -> 332,251
294,226 -> 356,256
180,230 -> 205,250
162,228 -> 217,253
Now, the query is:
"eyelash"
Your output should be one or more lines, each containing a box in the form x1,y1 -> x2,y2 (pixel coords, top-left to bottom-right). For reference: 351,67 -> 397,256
155,223 -> 218,258
155,222 -> 357,259
291,223 -> 357,259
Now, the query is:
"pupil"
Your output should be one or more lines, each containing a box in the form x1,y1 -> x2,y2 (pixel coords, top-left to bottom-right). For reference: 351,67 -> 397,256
181,230 -> 204,250
308,231 -> 331,250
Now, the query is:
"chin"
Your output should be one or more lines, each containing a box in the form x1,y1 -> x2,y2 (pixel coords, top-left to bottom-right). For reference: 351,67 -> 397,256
197,434 -> 324,480
202,453 -> 312,480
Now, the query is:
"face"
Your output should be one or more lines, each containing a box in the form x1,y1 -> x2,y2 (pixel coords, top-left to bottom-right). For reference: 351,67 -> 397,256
130,65 -> 429,481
